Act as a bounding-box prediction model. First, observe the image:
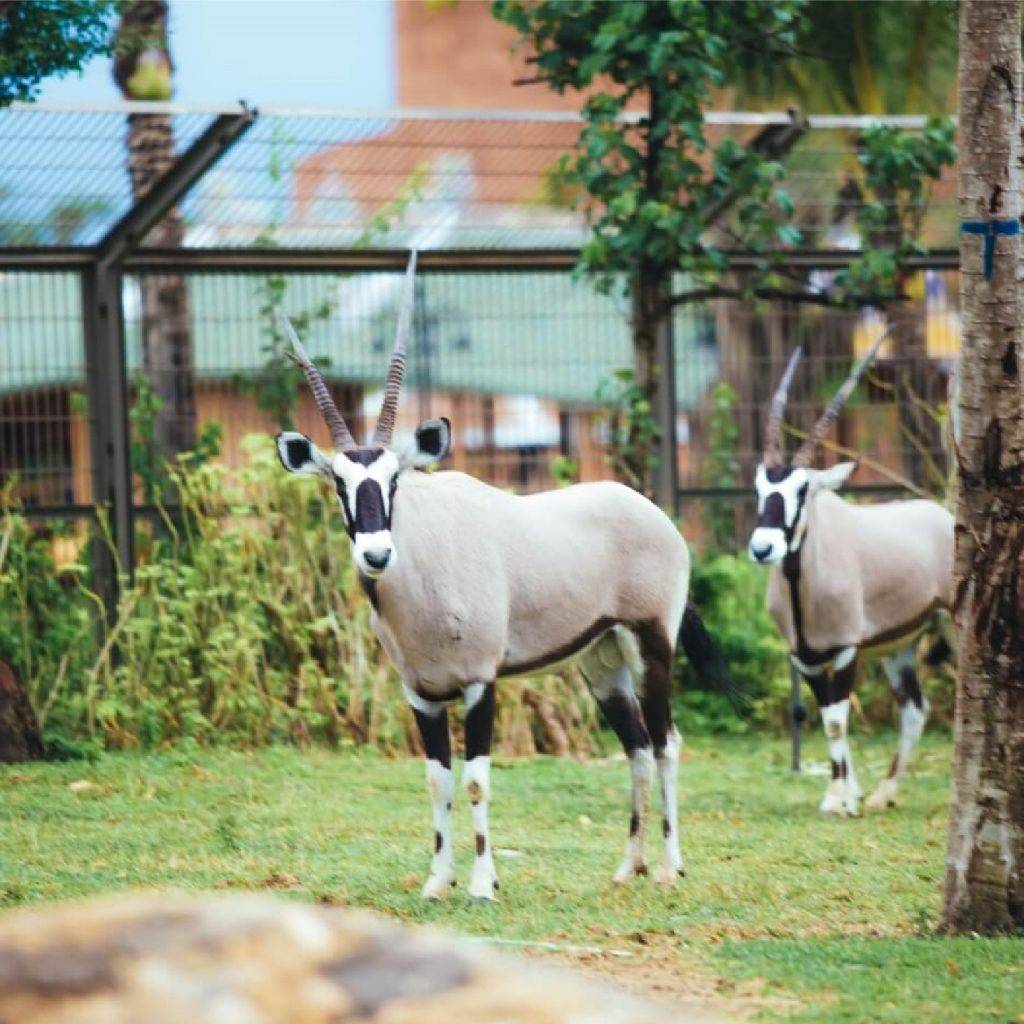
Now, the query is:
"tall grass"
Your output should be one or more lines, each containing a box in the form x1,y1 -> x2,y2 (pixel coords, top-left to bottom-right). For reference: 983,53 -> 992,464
2,439 -> 950,758
1,439 -> 600,756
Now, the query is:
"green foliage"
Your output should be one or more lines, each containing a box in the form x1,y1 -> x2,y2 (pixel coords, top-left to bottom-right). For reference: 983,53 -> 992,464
0,1 -> 118,105
493,0 -> 807,297
549,454 -> 580,488
734,0 -> 958,115
130,375 -> 222,503
700,382 -> 741,551
1,440 -> 598,756
494,1 -> 957,313
0,486 -> 97,748
596,367 -> 659,491
683,550 -> 790,728
129,373 -> 165,504
836,116 -> 957,301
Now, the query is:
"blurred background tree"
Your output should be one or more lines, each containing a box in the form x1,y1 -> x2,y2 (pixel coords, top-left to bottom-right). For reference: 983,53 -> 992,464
735,0 -> 958,114
494,0 -> 957,502
113,0 -> 197,467
0,1 -> 118,106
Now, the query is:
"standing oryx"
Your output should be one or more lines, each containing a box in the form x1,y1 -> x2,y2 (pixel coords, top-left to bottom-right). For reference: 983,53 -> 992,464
275,253 -> 731,899
748,336 -> 954,816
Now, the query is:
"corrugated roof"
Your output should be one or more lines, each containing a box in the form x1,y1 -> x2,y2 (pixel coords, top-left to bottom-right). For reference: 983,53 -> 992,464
0,269 -> 717,407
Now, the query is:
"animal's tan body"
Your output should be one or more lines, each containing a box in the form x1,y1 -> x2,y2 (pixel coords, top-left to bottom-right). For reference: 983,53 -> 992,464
277,253 -> 711,898
765,490 -> 955,655
373,471 -> 691,697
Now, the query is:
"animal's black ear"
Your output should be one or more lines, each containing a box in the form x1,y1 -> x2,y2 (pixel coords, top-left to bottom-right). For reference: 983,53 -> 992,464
276,431 -> 331,476
411,417 -> 452,467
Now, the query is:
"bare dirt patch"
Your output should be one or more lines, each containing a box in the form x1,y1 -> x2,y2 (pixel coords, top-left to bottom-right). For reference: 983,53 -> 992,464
521,933 -> 797,1023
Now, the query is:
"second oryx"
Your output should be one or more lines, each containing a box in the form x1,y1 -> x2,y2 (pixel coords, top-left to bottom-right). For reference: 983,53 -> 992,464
275,253 -> 732,899
748,336 -> 954,816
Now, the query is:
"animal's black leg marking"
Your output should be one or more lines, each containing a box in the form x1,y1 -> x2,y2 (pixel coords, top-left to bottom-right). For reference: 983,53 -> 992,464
464,682 -> 495,762
594,680 -> 654,882
409,699 -> 455,898
413,705 -> 451,770
579,630 -> 654,883
637,621 -> 672,752
817,654 -> 861,815
636,622 -> 684,882
464,683 -> 498,900
598,689 -> 651,754
897,665 -> 924,710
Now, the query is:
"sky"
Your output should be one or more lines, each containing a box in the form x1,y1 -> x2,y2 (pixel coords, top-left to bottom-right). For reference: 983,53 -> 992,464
34,0 -> 393,109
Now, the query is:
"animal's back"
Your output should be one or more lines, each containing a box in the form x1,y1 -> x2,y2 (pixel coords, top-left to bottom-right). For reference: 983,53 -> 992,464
505,481 -> 690,674
382,473 -> 689,686
844,497 -> 954,613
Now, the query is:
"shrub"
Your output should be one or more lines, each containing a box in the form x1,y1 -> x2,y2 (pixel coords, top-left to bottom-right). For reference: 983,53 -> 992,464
680,550 -> 790,731
1,440 -> 600,756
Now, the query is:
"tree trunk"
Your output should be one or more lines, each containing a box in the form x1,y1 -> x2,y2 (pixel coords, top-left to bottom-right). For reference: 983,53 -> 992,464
941,0 -> 1024,935
0,661 -> 43,762
113,1 -> 196,462
629,263 -> 664,502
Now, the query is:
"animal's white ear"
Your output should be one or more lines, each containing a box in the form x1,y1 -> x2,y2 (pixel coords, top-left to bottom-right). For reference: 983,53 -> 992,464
815,460 -> 858,491
276,432 -> 332,477
405,417 -> 452,468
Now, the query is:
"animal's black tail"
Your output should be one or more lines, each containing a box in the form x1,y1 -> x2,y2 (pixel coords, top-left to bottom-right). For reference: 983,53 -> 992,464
924,634 -> 953,668
677,602 -> 744,712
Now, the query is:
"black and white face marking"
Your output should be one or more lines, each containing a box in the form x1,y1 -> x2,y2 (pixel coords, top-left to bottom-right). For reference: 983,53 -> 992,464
332,447 -> 402,579
276,419 -> 452,581
748,464 -> 810,564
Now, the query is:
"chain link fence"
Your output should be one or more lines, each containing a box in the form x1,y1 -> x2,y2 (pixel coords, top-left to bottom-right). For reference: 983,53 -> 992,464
0,105 -> 960,587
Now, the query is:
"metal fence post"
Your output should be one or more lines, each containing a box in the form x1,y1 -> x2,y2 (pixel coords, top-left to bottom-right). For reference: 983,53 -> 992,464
653,297 -> 679,516
790,661 -> 805,772
78,105 -> 258,623
81,261 -> 134,621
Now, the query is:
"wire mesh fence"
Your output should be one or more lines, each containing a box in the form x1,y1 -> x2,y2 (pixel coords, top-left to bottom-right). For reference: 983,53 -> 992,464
0,105 -> 959,251
0,105 -> 962,562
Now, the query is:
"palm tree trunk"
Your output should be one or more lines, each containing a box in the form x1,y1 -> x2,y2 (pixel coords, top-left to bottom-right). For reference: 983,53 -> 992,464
113,1 -> 196,462
941,0 -> 1024,935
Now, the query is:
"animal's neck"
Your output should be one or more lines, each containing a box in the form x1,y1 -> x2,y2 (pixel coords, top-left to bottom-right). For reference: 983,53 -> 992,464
779,492 -> 839,664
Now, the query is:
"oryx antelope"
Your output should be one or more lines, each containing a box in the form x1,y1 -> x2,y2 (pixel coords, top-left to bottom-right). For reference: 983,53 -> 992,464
748,336 -> 954,816
275,253 -> 731,899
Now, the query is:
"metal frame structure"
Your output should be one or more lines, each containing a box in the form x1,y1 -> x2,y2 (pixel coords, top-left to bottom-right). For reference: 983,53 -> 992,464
75,106 -> 257,617
0,100 -> 961,627
0,246 -> 961,274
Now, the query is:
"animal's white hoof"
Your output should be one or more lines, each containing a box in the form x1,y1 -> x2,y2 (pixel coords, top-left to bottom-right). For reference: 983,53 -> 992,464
612,861 -> 648,884
819,793 -> 849,816
421,871 -> 455,900
820,781 -> 860,817
654,864 -> 685,887
467,862 -> 499,902
866,781 -> 897,811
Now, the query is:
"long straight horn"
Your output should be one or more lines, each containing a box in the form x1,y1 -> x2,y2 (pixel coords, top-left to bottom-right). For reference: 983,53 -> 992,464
279,313 -> 357,451
764,346 -> 803,466
792,324 -> 894,467
373,249 -> 418,446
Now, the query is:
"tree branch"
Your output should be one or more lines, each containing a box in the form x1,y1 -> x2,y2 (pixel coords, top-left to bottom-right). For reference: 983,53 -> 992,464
665,284 -> 905,311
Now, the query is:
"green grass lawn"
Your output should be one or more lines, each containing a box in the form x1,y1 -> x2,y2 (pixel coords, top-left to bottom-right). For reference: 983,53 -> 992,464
0,733 -> 1020,1022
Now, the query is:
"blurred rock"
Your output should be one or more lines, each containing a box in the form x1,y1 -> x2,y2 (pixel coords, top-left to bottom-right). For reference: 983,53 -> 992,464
0,893 -> 685,1023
